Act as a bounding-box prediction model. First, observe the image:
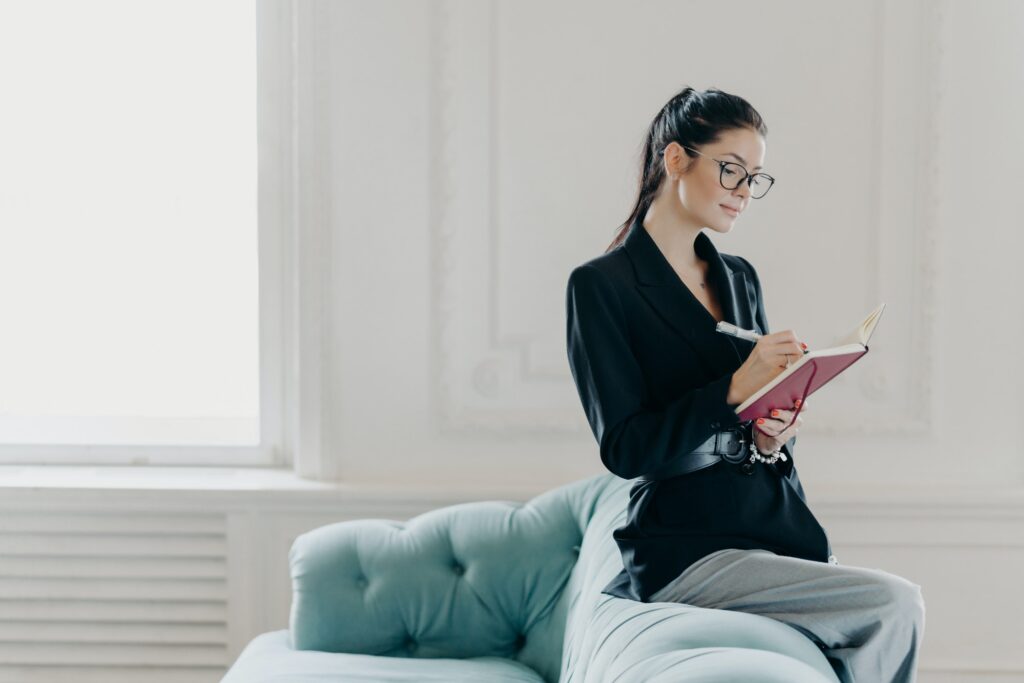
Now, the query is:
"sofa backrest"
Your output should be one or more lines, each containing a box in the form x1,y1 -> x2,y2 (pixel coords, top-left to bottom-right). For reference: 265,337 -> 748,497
287,472 -> 629,683
551,475 -> 636,681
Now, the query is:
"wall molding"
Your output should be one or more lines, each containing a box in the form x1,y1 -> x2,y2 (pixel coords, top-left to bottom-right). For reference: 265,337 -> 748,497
431,0 -> 949,438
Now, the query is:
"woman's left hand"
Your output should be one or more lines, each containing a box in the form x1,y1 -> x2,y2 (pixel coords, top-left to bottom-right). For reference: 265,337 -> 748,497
753,398 -> 808,454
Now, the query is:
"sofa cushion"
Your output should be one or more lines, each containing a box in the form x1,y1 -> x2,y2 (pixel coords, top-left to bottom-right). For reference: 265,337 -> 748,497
222,630 -> 545,683
287,476 -> 607,683
555,475 -> 839,682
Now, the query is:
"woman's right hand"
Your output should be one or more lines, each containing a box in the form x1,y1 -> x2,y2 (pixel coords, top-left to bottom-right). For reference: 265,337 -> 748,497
727,330 -> 807,406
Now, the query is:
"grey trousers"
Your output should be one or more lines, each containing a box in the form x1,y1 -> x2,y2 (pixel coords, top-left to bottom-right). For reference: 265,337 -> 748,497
648,548 -> 926,683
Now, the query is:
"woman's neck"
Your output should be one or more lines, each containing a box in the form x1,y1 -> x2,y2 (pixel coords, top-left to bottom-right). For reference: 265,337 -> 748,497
641,201 -> 704,272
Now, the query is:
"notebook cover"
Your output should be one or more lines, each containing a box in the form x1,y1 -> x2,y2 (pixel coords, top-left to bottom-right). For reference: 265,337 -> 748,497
736,348 -> 869,422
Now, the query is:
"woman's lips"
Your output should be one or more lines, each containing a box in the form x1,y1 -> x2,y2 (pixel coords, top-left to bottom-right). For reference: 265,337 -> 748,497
721,205 -> 739,217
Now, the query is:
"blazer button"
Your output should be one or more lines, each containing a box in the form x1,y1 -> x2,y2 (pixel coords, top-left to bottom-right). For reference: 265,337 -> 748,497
740,462 -> 754,475
710,421 -> 720,430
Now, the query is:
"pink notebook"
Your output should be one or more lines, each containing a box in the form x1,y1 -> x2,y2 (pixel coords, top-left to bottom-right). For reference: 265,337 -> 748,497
734,303 -> 886,424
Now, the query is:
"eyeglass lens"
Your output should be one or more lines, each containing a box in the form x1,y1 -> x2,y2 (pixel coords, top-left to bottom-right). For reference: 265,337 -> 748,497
720,162 -> 772,199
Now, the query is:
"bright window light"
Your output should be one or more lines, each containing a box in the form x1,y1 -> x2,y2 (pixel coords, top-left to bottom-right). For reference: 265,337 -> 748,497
0,1 -> 259,446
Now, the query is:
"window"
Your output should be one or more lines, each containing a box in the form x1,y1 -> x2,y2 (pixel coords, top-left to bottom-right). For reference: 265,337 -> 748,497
0,1 -> 283,466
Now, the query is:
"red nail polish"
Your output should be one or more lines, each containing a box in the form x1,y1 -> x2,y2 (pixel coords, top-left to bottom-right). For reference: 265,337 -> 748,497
771,410 -> 779,417
756,418 -> 765,425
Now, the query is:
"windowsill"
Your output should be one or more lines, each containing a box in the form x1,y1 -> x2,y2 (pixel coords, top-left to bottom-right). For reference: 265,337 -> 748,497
2,465 -> 1022,510
0,464 -> 549,503
0,464 -> 338,492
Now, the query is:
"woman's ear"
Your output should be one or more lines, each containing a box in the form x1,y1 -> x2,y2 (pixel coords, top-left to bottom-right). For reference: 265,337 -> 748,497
662,141 -> 686,179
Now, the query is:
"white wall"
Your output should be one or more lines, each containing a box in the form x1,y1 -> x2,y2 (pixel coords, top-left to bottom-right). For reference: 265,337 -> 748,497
315,0 -> 1024,679
325,0 -> 1024,490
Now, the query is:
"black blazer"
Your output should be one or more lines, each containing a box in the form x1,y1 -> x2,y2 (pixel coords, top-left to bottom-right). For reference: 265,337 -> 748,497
565,215 -> 833,603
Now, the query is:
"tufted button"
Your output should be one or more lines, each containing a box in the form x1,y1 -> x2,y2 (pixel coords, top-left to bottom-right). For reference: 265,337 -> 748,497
739,462 -> 754,475
514,633 -> 526,650
356,576 -> 367,589
452,562 -> 464,576
570,545 -> 580,555
406,637 -> 417,653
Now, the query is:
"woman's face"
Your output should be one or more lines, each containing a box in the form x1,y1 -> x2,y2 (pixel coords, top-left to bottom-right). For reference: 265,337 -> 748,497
663,128 -> 766,233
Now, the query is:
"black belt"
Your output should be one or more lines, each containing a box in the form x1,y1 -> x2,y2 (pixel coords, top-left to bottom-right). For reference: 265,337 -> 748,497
639,422 -> 755,481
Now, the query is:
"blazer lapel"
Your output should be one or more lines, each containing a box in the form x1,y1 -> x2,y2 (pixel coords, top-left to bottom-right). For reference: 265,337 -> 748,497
622,218 -> 754,380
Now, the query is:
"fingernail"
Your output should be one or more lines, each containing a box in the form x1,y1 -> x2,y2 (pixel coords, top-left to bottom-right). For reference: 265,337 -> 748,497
770,409 -> 779,417
800,342 -> 808,350
756,418 -> 765,425
794,399 -> 802,406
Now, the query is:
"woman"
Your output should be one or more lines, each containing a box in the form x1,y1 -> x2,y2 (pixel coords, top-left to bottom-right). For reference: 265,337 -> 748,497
564,86 -> 925,683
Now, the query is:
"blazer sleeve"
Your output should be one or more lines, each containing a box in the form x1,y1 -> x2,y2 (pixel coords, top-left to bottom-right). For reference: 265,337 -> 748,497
738,255 -> 798,477
565,264 -> 743,480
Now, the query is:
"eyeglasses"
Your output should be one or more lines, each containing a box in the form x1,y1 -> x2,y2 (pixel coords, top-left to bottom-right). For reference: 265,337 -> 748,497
665,145 -> 776,199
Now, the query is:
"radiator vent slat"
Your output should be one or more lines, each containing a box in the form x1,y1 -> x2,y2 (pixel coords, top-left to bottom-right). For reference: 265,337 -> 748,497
0,556 -> 225,579
0,642 -> 226,666
0,621 -> 227,644
0,514 -> 225,535
0,665 -> 225,683
0,534 -> 226,557
0,578 -> 227,601
0,599 -> 227,622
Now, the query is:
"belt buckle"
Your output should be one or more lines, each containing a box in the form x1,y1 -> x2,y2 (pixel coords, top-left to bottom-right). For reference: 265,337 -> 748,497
719,426 -> 749,465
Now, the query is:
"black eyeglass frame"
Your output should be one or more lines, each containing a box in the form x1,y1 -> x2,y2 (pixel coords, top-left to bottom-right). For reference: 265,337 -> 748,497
662,144 -> 776,199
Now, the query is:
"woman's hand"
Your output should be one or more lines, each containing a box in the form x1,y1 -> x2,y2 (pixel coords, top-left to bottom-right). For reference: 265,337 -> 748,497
727,330 -> 807,406
753,398 -> 808,454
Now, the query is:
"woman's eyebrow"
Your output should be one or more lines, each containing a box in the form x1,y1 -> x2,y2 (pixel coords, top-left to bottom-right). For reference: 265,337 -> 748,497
724,152 -> 763,170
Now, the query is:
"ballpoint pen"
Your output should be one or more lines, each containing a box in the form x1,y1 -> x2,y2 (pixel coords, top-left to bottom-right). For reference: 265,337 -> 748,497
715,321 -> 810,354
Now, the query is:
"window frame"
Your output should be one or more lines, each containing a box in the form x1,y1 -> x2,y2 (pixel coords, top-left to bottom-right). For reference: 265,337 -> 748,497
0,0 -> 329,471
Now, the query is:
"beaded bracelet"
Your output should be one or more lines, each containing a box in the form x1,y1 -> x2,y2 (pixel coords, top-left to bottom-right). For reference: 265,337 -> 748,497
748,422 -> 788,465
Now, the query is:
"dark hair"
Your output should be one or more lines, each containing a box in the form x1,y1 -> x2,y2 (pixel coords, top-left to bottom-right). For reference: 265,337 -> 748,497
605,86 -> 768,253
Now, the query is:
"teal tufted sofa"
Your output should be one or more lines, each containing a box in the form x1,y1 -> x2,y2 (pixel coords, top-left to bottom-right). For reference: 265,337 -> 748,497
222,473 -> 841,682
